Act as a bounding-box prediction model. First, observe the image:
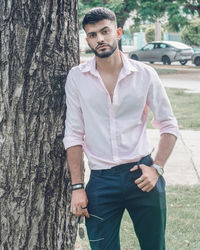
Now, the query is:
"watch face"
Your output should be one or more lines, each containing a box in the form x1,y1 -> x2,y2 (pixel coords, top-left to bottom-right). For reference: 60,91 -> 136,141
159,167 -> 164,175
153,164 -> 164,175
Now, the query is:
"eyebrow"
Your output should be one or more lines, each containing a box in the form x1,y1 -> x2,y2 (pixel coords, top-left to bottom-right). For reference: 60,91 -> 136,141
87,26 -> 110,36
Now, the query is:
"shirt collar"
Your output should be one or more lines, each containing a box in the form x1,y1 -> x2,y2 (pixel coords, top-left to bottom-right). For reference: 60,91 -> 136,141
120,52 -> 138,75
79,56 -> 97,75
79,52 -> 137,76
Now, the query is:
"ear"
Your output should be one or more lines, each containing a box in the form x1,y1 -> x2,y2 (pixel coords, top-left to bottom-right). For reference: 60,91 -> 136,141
86,37 -> 89,44
117,27 -> 123,40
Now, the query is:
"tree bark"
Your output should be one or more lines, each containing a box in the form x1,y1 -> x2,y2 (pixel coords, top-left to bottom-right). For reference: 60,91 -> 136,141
0,0 -> 79,249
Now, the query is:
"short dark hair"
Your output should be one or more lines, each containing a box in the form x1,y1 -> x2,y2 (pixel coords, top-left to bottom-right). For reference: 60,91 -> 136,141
82,7 -> 117,30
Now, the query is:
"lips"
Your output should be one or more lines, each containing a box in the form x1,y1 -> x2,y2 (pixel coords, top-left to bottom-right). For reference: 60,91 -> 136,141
96,44 -> 109,50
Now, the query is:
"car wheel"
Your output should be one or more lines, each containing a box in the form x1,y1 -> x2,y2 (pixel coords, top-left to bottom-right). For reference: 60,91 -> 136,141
162,56 -> 171,65
179,60 -> 187,65
150,61 -> 154,64
194,56 -> 200,66
131,54 -> 138,60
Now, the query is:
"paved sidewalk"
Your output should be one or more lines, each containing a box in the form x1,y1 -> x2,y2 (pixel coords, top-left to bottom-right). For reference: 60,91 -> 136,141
147,129 -> 200,185
83,129 -> 200,185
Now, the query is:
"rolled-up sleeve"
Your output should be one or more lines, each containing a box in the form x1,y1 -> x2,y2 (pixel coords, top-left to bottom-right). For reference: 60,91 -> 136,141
147,69 -> 179,138
63,71 -> 85,150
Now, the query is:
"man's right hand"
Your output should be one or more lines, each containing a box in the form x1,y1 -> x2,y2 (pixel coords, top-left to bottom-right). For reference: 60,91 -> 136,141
70,189 -> 90,218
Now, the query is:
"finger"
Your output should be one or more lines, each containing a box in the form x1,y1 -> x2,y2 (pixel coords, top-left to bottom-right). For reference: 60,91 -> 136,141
144,185 -> 154,192
71,206 -> 82,217
70,203 -> 76,213
130,165 -> 139,172
71,207 -> 77,215
138,164 -> 146,170
141,184 -> 150,192
135,176 -> 144,185
146,186 -> 153,192
143,182 -> 155,192
82,208 -> 90,218
137,179 -> 148,189
76,207 -> 83,217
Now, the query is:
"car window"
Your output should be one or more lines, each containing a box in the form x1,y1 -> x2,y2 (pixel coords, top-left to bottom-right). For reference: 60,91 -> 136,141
160,43 -> 168,49
143,44 -> 154,50
155,44 -> 160,49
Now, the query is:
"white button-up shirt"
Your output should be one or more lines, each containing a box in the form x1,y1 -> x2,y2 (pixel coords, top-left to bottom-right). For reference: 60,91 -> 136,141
63,53 -> 178,170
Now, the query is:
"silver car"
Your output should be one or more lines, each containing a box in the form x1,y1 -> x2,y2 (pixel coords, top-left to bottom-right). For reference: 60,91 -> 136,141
129,41 -> 194,65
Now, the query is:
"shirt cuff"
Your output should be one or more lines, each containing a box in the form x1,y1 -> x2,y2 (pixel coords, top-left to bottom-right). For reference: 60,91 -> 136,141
63,136 -> 84,150
152,120 -> 179,138
160,128 -> 179,138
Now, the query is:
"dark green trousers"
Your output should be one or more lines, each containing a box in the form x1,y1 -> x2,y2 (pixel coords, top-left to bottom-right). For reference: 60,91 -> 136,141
85,155 -> 166,250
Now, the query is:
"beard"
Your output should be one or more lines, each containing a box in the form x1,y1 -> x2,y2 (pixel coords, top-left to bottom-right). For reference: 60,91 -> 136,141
90,41 -> 118,58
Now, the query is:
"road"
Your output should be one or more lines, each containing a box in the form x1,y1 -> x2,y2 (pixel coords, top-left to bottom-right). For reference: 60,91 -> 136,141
149,63 -> 200,93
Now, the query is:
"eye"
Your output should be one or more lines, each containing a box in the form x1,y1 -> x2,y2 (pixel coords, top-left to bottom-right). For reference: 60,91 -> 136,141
102,29 -> 109,35
88,33 -> 96,39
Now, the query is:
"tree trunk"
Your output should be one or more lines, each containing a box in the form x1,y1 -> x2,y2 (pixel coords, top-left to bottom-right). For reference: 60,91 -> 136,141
0,0 -> 79,249
155,21 -> 161,41
118,19 -> 127,51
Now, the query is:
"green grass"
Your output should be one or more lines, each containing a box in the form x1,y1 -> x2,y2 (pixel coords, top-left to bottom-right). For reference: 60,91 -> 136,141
154,68 -> 178,75
77,186 -> 200,250
147,88 -> 200,130
166,186 -> 200,250
120,185 -> 200,250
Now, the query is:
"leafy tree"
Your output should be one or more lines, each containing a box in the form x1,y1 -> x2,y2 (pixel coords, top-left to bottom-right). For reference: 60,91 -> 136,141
180,0 -> 200,16
79,0 -> 139,29
145,26 -> 164,43
166,1 -> 199,32
79,0 -> 200,32
181,18 -> 200,46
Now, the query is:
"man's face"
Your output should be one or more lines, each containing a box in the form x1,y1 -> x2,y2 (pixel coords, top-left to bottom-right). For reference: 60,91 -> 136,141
85,19 -> 122,58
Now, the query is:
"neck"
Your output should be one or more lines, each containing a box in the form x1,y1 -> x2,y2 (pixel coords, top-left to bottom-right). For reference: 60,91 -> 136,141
95,49 -> 123,73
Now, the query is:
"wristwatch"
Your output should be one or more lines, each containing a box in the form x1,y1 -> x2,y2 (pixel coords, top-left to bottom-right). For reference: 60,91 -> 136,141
152,163 -> 164,176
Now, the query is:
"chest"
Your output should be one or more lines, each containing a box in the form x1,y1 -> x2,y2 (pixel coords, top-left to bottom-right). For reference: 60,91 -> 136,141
99,72 -> 119,102
79,72 -> 147,115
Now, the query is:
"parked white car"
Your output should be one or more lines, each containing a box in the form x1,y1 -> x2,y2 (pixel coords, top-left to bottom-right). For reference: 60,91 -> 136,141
129,41 -> 194,65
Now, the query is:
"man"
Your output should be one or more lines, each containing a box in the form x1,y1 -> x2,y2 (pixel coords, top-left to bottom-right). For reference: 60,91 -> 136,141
63,7 -> 178,250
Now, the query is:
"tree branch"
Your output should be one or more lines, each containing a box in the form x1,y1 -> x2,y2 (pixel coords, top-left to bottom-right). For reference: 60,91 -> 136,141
185,4 -> 200,16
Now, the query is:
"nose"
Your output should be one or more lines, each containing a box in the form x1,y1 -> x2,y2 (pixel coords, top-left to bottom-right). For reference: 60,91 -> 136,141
96,33 -> 104,43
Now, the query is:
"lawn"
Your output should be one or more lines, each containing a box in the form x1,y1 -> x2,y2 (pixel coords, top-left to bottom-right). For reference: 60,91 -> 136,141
147,87 -> 200,130
77,185 -> 200,250
120,185 -> 200,250
154,68 -> 178,75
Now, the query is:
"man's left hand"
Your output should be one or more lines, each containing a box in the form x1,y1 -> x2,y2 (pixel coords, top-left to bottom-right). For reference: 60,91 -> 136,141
130,164 -> 159,192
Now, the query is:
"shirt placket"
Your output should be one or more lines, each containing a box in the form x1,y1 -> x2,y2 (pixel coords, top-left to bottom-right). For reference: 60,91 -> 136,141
110,73 -> 128,163
109,102 -> 119,163
96,73 -> 120,163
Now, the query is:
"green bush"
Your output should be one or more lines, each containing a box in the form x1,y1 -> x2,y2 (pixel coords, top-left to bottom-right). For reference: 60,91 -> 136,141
145,25 -> 164,43
181,18 -> 200,46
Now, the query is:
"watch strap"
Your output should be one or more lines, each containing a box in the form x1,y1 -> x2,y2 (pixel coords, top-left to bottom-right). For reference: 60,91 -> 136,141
152,163 -> 164,175
72,183 -> 84,191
